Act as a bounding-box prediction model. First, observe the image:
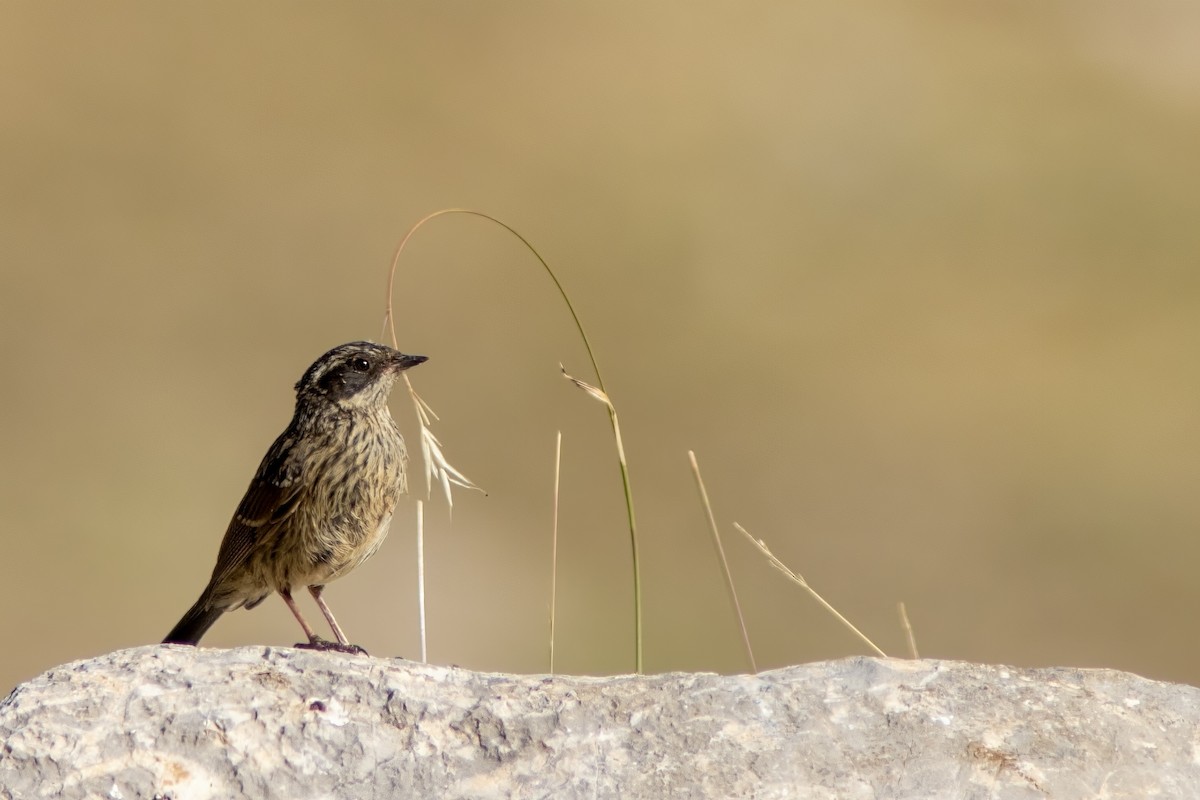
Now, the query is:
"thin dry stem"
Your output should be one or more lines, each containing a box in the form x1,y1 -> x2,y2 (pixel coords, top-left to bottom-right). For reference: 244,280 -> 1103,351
688,451 -> 757,673
732,522 -> 887,658
417,500 -> 427,663
550,431 -> 562,674
898,601 -> 919,659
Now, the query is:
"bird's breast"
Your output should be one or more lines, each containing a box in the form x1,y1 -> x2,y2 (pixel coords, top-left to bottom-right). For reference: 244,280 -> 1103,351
290,412 -> 409,586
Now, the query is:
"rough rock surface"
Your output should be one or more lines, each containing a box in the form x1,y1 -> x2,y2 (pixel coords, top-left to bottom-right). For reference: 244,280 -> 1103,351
2,646 -> 1198,799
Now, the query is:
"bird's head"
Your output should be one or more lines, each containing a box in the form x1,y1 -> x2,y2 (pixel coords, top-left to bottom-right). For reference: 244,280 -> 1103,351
295,341 -> 427,412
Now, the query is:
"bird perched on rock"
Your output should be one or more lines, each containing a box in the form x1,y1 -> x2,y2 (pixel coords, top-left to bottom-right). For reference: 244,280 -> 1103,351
163,341 -> 427,655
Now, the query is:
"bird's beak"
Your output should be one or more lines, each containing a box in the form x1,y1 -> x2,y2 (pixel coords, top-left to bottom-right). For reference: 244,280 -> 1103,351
392,353 -> 428,372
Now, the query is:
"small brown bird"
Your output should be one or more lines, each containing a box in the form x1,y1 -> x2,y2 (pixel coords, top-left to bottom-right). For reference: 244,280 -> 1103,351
163,341 -> 427,654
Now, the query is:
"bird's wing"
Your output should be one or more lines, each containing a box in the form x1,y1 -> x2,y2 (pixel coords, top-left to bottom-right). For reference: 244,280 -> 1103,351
206,428 -> 309,590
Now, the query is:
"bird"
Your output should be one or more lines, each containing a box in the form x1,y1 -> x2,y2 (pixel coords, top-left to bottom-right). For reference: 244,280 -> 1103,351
163,341 -> 427,655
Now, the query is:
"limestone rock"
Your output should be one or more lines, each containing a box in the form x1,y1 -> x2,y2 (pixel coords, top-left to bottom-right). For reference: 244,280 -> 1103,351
2,646 -> 1198,799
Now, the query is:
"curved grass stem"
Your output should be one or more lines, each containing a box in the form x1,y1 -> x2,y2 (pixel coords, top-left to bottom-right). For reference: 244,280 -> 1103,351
384,209 -> 643,673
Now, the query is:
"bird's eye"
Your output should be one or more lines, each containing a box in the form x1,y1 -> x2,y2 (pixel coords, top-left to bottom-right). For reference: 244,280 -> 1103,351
350,357 -> 371,372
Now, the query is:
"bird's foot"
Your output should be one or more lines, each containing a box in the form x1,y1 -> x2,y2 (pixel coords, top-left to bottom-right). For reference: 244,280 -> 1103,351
295,637 -> 369,656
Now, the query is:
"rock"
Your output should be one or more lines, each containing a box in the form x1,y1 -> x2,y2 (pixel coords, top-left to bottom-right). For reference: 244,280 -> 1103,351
2,646 -> 1198,799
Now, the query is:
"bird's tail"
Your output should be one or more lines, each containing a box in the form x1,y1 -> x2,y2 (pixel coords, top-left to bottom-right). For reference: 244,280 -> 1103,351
163,595 -> 226,646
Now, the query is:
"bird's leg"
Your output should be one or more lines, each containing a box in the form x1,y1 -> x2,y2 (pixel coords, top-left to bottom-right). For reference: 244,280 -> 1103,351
279,587 -> 325,645
280,586 -> 362,653
308,584 -> 350,644
298,584 -> 368,656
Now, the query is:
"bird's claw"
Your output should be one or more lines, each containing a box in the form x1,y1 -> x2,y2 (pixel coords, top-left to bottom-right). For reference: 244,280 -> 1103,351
296,637 -> 369,656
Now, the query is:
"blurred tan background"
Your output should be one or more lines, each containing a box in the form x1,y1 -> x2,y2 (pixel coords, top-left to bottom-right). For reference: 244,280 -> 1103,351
2,3 -> 1199,692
